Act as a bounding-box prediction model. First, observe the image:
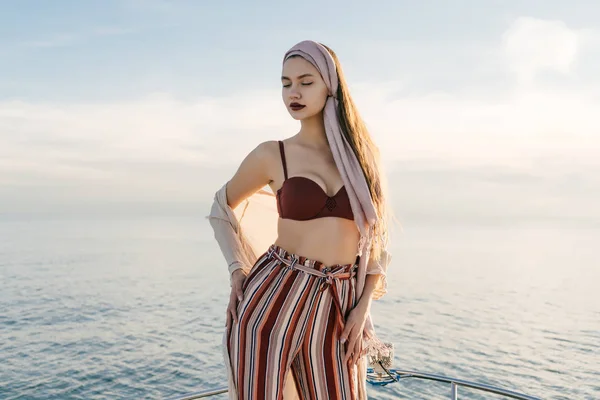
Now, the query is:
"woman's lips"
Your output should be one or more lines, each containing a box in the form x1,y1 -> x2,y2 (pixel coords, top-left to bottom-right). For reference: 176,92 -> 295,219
290,104 -> 305,111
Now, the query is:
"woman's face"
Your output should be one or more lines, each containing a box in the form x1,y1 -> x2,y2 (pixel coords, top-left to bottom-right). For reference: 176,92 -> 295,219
281,56 -> 329,120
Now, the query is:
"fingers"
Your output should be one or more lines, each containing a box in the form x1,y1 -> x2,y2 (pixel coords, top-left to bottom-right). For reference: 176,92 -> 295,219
343,326 -> 358,363
362,327 -> 373,341
231,305 -> 238,322
229,292 -> 239,322
339,323 -> 351,344
351,337 -> 362,365
346,330 -> 359,362
344,333 -> 363,366
359,340 -> 368,358
226,290 -> 240,331
225,305 -> 237,331
230,273 -> 245,303
231,271 -> 247,303
226,273 -> 248,332
342,325 -> 367,365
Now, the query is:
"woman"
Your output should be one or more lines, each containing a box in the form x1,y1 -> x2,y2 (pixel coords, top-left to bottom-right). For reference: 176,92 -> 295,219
208,40 -> 393,400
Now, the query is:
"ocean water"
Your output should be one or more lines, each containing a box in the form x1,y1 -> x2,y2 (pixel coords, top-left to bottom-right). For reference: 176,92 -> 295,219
1,215 -> 598,399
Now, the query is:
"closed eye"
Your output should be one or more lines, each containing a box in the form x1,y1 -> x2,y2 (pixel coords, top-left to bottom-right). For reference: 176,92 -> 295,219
282,83 -> 313,88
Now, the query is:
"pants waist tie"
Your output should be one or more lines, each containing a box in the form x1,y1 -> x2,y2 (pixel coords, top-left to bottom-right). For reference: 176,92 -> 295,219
268,248 -> 357,334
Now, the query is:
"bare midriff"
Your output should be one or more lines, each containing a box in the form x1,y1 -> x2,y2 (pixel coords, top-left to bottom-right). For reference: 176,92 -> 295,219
273,217 -> 360,267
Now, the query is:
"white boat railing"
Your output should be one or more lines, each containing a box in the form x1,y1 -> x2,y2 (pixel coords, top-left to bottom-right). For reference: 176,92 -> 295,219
166,367 -> 542,400
366,368 -> 542,400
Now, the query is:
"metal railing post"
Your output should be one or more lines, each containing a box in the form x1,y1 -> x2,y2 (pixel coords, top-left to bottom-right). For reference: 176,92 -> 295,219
451,382 -> 458,400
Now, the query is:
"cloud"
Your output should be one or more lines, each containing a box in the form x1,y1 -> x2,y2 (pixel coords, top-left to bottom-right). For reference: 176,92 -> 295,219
0,92 -> 294,215
21,33 -> 81,48
18,26 -> 136,48
1,16 -> 598,218
388,160 -> 600,226
120,0 -> 179,16
502,17 -> 580,84
352,85 -> 600,170
92,26 -> 137,37
1,72 -> 599,217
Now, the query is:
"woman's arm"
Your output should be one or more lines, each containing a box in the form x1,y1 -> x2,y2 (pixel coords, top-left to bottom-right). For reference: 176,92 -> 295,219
224,141 -> 277,210
340,272 -> 382,365
210,141 -> 278,331
340,248 -> 389,365
356,273 -> 381,311
208,140 -> 277,275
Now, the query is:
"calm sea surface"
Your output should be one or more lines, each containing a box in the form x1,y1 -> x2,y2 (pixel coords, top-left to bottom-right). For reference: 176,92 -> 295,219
1,215 -> 598,399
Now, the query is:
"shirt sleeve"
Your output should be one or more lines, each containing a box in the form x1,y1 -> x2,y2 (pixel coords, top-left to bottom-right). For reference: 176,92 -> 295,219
206,183 -> 255,278
366,247 -> 392,300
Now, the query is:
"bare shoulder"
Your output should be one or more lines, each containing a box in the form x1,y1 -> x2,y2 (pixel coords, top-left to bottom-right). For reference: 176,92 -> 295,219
225,140 -> 281,209
254,139 -> 281,164
250,140 -> 282,177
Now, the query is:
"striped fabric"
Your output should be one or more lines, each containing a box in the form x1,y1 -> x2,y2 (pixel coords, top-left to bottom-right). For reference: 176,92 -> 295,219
227,244 -> 359,399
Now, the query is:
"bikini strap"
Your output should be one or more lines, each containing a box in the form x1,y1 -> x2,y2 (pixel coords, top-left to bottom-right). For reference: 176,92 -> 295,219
278,140 -> 288,180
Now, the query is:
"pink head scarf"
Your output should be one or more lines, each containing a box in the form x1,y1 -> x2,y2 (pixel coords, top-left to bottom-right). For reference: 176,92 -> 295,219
282,40 -> 378,240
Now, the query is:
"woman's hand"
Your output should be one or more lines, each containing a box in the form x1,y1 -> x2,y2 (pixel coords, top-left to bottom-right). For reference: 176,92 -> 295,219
340,301 -> 370,366
226,269 -> 247,331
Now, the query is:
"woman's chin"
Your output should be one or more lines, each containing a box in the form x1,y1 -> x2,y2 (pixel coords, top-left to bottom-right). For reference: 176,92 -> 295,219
288,109 -> 315,120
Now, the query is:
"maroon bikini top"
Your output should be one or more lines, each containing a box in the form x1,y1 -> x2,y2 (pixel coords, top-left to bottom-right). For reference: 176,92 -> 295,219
276,141 -> 354,221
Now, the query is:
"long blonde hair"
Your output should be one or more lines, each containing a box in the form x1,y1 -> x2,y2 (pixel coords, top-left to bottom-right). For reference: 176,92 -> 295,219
320,43 -> 395,258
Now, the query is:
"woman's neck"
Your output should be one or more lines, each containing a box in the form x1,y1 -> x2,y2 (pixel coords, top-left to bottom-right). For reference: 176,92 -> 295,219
296,111 -> 328,150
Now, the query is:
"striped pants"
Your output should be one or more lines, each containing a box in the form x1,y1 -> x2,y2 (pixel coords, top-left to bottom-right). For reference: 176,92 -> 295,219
227,244 -> 359,400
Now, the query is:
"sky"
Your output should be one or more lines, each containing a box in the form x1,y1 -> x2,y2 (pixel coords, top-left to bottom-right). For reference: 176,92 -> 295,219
1,0 -> 599,224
